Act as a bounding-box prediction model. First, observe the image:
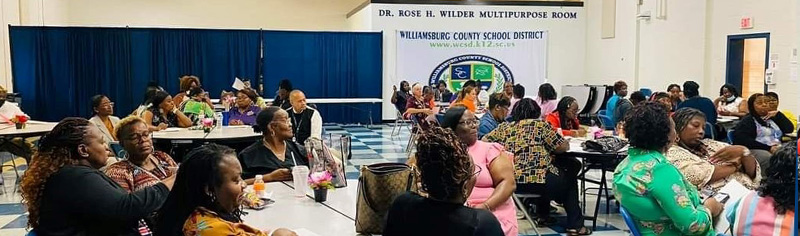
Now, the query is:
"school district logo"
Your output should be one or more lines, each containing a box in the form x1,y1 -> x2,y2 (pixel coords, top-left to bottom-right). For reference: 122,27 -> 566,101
428,54 -> 514,93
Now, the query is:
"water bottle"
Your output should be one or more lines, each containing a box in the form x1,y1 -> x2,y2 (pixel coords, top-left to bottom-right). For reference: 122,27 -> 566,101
253,175 -> 266,198
215,112 -> 223,127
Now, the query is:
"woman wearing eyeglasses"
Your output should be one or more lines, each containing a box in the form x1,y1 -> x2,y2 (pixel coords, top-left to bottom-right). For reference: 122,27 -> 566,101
238,106 -> 309,184
440,105 -> 517,236
484,98 -> 590,235
104,116 -> 179,234
89,94 -> 120,144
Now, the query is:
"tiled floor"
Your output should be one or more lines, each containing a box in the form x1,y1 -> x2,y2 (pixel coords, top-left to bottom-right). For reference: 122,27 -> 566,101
0,124 -> 630,236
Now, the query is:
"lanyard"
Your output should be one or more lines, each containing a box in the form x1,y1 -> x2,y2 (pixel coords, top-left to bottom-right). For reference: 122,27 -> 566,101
291,110 -> 303,142
131,156 -> 167,181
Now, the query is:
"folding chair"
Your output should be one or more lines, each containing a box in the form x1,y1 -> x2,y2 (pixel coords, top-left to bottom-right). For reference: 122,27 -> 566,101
512,193 -> 542,236
392,110 -> 412,136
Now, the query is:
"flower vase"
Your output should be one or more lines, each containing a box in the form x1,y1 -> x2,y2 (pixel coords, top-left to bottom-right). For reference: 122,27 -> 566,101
313,188 -> 327,202
15,123 -> 24,129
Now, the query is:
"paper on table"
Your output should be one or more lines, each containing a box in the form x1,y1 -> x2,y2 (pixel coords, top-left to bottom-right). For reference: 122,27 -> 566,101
713,180 -> 751,234
232,77 -> 246,90
162,127 -> 182,132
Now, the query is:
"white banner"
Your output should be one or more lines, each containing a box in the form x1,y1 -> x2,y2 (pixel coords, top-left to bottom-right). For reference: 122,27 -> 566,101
396,30 -> 548,96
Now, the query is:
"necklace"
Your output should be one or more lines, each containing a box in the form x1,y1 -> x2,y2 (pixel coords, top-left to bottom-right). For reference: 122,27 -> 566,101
263,138 -> 286,161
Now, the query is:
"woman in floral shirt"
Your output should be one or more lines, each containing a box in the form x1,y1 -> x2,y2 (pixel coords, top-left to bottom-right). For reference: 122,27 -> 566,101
613,102 -> 722,235
666,108 -> 760,192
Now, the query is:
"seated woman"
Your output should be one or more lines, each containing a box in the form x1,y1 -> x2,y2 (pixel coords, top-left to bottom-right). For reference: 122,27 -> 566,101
483,99 -> 589,235
732,93 -> 794,171
727,142 -> 796,235
613,102 -> 721,236
441,106 -> 517,236
535,83 -> 558,118
452,86 -> 478,113
229,89 -> 262,126
142,90 -> 193,130
385,127 -> 503,236
650,92 -> 674,115
238,107 -> 309,183
155,144 -> 296,236
714,84 -> 747,118
666,108 -> 760,192
545,96 -> 587,137
89,94 -> 120,144
173,75 -> 213,108
181,87 -> 216,125
132,88 -> 161,118
104,116 -> 179,231
404,83 -> 435,129
20,117 -> 174,235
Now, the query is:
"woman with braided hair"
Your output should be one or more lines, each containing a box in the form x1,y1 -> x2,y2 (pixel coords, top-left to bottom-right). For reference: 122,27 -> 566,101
20,117 -> 175,235
385,127 -> 503,236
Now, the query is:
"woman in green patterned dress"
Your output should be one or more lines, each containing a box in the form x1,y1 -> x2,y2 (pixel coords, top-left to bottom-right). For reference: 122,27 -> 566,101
613,102 -> 723,235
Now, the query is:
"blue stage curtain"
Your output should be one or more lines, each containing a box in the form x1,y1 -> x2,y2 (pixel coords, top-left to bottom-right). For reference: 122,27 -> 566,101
129,28 -> 261,100
10,26 -> 260,121
10,26 -> 133,121
262,31 -> 382,124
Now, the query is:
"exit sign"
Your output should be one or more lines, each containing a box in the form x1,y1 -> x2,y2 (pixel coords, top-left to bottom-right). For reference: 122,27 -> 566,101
740,17 -> 753,29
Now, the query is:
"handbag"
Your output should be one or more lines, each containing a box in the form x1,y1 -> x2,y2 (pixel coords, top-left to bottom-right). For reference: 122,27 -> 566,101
581,136 -> 628,153
355,163 -> 414,234
304,137 -> 347,188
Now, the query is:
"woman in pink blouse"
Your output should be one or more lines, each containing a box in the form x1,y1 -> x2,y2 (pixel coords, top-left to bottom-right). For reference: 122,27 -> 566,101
535,83 -> 558,119
441,106 -> 518,236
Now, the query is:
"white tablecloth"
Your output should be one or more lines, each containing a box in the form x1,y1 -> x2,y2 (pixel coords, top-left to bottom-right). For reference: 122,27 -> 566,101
152,126 -> 261,140
243,181 -> 358,236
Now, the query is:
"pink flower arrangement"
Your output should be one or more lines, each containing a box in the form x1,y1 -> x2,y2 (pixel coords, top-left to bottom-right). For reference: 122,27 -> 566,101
202,118 -> 214,127
308,170 -> 334,190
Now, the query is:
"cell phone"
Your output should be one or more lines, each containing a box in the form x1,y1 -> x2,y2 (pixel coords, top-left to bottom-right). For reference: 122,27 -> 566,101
713,192 -> 730,204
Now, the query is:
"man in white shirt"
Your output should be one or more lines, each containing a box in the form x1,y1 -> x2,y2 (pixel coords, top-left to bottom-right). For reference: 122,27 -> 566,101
288,90 -> 323,145
0,86 -> 31,185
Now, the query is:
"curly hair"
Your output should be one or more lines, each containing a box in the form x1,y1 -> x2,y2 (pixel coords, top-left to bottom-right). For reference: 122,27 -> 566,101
21,117 -> 91,229
115,116 -> 147,145
155,143 -> 241,236
179,75 -> 200,92
623,102 -> 673,151
757,141 -> 797,214
613,81 -> 627,93
511,98 -> 541,122
488,92 -> 510,110
415,127 -> 473,201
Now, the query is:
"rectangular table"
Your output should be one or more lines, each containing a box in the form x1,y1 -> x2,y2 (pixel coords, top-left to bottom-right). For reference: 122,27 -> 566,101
243,181 -> 358,236
559,137 -> 628,230
213,98 -> 382,125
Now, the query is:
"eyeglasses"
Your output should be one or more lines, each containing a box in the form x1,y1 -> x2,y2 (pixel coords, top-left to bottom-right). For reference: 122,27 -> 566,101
126,131 -> 152,143
459,117 -> 479,128
472,165 -> 483,177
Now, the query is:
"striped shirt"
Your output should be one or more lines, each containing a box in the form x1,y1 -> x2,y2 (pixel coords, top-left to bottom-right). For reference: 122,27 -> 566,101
727,191 -> 796,236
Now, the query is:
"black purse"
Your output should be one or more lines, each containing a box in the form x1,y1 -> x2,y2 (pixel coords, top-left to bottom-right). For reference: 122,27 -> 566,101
581,136 -> 628,153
